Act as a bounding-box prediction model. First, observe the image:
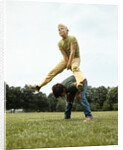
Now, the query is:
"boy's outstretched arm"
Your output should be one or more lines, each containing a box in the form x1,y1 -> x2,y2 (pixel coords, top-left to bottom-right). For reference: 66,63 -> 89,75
67,43 -> 76,70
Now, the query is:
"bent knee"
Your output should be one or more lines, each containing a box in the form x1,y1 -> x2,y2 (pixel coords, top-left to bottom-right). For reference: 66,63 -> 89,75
72,66 -> 80,72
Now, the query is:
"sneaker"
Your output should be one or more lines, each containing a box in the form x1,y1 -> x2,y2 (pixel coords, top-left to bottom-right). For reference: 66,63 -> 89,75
77,82 -> 84,91
83,118 -> 93,122
27,84 -> 40,92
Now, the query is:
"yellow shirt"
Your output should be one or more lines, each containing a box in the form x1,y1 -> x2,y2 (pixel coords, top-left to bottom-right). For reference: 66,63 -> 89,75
58,36 -> 80,58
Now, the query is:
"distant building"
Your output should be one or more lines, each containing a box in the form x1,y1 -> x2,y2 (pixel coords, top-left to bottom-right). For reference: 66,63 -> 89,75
6,109 -> 23,113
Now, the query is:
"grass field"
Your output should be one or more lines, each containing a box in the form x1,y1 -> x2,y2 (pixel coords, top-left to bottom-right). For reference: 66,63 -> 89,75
6,111 -> 118,149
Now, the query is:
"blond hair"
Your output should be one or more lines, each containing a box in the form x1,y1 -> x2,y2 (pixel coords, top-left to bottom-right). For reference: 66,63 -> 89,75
58,24 -> 68,30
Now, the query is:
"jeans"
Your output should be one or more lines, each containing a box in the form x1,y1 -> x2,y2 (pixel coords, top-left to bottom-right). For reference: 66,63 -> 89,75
64,79 -> 93,119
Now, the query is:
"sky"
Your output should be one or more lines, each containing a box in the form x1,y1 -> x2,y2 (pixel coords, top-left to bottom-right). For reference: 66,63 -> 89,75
6,0 -> 118,95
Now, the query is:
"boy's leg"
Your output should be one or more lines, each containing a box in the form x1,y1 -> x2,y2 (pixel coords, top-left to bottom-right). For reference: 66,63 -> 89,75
38,59 -> 67,87
64,90 -> 77,119
71,58 -> 85,90
64,102 -> 73,119
79,79 -> 93,118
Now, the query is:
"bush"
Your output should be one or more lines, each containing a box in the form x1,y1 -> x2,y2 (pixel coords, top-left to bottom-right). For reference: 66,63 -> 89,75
56,98 -> 66,112
89,103 -> 95,111
75,103 -> 83,111
90,103 -> 100,111
113,103 -> 118,110
102,101 -> 111,111
106,87 -> 118,105
95,103 -> 100,110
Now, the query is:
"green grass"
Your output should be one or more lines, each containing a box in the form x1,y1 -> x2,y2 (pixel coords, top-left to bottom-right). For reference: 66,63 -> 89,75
6,111 -> 118,149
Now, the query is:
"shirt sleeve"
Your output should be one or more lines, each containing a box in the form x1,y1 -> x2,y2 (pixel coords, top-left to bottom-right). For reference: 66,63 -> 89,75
70,36 -> 77,43
58,41 -> 63,50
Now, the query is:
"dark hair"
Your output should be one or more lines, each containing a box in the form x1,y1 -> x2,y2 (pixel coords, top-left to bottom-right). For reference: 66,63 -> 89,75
52,83 -> 65,98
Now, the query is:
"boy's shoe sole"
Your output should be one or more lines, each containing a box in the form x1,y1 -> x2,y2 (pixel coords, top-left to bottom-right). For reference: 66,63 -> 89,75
27,84 -> 40,92
83,118 -> 93,122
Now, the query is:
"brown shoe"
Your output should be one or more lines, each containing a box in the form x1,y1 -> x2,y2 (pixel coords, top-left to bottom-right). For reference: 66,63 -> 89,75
62,118 -> 70,120
83,118 -> 93,122
27,84 -> 40,92
77,82 -> 84,91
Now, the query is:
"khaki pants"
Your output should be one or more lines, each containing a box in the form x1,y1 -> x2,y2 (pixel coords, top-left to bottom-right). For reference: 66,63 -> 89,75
38,57 -> 85,87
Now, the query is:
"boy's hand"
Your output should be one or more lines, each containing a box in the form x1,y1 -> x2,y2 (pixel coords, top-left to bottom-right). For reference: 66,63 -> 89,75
74,82 -> 77,87
76,92 -> 81,100
67,62 -> 71,70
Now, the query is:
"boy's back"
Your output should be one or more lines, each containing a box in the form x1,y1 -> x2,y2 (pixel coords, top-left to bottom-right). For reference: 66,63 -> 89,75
62,75 -> 77,92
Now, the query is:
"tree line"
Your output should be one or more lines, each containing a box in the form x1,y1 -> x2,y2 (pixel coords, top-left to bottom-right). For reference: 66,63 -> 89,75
6,83 -> 118,112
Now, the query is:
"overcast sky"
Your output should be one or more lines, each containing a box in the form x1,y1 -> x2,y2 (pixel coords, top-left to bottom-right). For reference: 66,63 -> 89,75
6,0 -> 118,95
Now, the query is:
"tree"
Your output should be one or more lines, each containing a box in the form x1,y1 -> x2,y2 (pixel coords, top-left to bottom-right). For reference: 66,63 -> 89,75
21,85 -> 49,112
74,103 -> 83,111
48,93 -> 58,112
21,85 -> 35,112
90,86 -> 108,107
86,86 -> 108,110
102,100 -> 110,111
6,83 -> 118,112
6,84 -> 22,111
56,97 -> 66,112
113,103 -> 118,110
106,86 -> 118,110
34,92 -> 49,112
86,86 -> 95,103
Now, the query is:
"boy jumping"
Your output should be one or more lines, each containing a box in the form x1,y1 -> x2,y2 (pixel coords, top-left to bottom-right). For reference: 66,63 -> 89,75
27,24 -> 85,92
